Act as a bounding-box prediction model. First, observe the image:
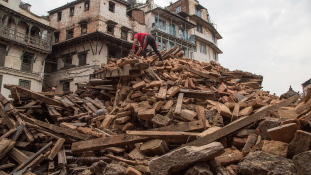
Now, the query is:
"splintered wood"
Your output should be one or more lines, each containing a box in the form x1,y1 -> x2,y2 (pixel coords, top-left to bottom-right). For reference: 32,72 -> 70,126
1,46 -> 308,175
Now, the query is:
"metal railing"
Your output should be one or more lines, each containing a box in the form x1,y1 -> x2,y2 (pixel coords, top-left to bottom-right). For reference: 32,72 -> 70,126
151,23 -> 195,44
0,26 -> 52,51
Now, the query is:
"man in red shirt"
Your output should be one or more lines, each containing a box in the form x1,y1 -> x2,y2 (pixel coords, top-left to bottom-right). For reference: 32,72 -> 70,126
132,33 -> 164,61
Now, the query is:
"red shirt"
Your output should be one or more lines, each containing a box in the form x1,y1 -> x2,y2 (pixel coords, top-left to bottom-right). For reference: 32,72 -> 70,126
134,33 -> 149,47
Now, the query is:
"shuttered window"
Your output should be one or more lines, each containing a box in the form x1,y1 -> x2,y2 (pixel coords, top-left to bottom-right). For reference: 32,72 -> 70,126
200,43 -> 206,54
19,79 -> 31,90
0,44 -> 6,66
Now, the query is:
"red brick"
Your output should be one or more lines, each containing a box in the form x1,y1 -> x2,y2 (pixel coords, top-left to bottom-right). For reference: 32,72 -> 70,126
268,123 -> 300,143
262,140 -> 288,157
288,130 -> 311,158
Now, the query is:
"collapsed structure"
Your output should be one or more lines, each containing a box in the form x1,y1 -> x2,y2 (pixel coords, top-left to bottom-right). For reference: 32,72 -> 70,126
0,46 -> 310,175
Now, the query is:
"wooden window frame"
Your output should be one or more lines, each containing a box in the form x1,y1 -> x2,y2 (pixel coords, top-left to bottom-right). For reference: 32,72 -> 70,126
107,25 -> 114,35
121,30 -> 127,40
197,24 -> 203,33
0,44 -> 6,67
19,79 -> 31,90
66,28 -> 74,40
21,52 -> 34,72
70,7 -> 75,17
57,11 -> 62,21
109,1 -> 115,13
78,53 -> 87,66
63,81 -> 70,92
81,24 -> 87,35
85,1 -> 90,11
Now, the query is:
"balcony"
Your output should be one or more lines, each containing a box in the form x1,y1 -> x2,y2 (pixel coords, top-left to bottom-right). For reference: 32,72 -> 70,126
0,26 -> 52,52
151,23 -> 195,45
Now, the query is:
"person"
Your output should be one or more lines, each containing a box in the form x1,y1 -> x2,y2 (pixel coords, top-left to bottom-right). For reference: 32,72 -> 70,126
132,33 -> 164,61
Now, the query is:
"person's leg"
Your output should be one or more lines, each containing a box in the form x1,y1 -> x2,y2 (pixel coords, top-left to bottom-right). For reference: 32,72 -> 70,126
142,35 -> 148,58
147,35 -> 164,61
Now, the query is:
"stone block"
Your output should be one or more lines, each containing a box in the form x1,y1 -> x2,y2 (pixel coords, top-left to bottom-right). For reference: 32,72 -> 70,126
178,109 -> 197,121
293,151 -> 311,175
216,103 -> 232,118
215,148 -> 244,166
232,137 -> 248,148
257,118 -> 285,140
126,167 -> 142,175
238,106 -> 253,116
137,109 -> 155,121
140,139 -> 169,157
288,130 -> 311,158
128,147 -> 146,160
151,114 -> 171,127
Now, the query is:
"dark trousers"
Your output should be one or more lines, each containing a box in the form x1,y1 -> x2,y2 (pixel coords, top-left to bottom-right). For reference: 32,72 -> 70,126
142,35 -> 163,60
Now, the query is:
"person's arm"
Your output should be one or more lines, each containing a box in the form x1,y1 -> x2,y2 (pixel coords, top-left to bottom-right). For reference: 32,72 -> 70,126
132,38 -> 142,56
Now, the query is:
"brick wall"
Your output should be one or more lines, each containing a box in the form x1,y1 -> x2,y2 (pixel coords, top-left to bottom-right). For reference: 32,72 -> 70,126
169,0 -> 189,14
132,9 -> 145,24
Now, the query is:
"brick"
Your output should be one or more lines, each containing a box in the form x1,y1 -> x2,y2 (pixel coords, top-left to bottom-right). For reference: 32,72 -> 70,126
149,81 -> 162,88
268,123 -> 300,143
257,118 -> 284,140
262,140 -> 288,157
161,100 -> 174,111
126,167 -> 142,175
198,126 -> 222,138
116,111 -> 132,118
60,122 -> 77,131
151,114 -> 171,127
178,109 -> 197,122
167,86 -> 180,97
137,109 -> 155,121
133,81 -> 146,91
238,106 -> 253,116
155,86 -> 167,100
153,101 -> 164,111
128,147 -> 146,160
242,134 -> 257,155
122,123 -> 135,132
232,137 -> 248,148
215,148 -> 244,166
140,139 -> 169,156
278,107 -> 297,119
114,116 -> 131,125
288,130 -> 311,158
216,103 -> 232,118
100,115 -> 117,129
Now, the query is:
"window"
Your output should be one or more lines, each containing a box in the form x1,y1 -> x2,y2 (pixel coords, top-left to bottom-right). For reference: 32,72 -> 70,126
121,30 -> 127,40
63,82 -> 70,92
200,43 -> 206,54
0,44 -> 6,66
19,79 -> 31,90
195,6 -> 202,18
78,53 -> 87,66
66,28 -> 74,40
21,52 -> 34,72
0,75 -> 2,92
57,12 -> 62,21
213,51 -> 217,61
107,25 -> 114,35
155,17 -> 166,30
81,24 -> 87,35
197,24 -> 203,33
54,32 -> 60,43
176,6 -> 181,13
109,1 -> 115,12
212,34 -> 216,43
85,1 -> 90,11
64,55 -> 72,69
169,24 -> 175,36
70,7 -> 75,16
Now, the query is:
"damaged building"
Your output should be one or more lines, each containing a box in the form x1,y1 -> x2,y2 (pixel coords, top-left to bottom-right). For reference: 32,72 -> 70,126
0,0 -> 54,99
44,0 -> 146,93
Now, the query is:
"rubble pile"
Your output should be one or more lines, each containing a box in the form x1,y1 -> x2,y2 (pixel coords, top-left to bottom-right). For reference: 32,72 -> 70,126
0,46 -> 310,175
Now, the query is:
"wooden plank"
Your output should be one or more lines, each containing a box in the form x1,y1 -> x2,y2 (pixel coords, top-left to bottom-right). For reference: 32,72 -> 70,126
150,120 -> 204,132
48,138 -> 65,160
0,94 -> 10,105
181,65 -> 220,82
58,146 -> 67,168
0,108 -> 15,129
0,163 -> 15,170
5,85 -> 63,107
19,115 -> 91,140
10,87 -> 21,104
47,106 -> 61,118
0,129 -> 16,141
71,135 -> 149,153
0,140 -> 15,160
38,91 -> 64,96
179,89 -> 215,100
9,147 -> 29,165
180,95 -> 299,148
83,99 -> 98,113
174,93 -> 184,115
9,142 -> 52,175
126,131 -> 198,143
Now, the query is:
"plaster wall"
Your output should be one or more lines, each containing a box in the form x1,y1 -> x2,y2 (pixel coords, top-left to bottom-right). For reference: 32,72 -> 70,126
194,40 -> 218,63
0,0 -> 20,12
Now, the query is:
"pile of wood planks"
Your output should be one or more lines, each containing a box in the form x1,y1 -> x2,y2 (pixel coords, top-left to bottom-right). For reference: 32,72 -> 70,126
0,48 -> 310,175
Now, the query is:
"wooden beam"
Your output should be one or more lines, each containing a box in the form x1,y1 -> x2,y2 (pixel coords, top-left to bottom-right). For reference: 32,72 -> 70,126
179,95 -> 299,148
179,89 -> 215,100
181,65 -> 220,82
89,40 -> 94,55
71,135 -> 149,153
99,40 -> 105,55
9,147 -> 29,165
150,120 -> 204,132
48,138 -> 65,160
4,85 -> 63,107
175,93 -> 183,115
0,129 -> 17,141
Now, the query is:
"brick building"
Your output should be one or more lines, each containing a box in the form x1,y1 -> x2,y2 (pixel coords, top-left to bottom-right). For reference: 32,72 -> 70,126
168,0 -> 222,63
44,0 -> 146,93
0,0 -> 54,99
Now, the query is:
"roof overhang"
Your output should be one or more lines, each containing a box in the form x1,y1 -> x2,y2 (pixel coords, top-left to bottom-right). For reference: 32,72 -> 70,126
302,78 -> 311,86
195,35 -> 223,54
148,7 -> 196,30
190,15 -> 222,39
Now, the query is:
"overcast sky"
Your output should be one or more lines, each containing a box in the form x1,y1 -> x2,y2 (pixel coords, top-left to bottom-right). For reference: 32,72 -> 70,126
27,0 -> 311,96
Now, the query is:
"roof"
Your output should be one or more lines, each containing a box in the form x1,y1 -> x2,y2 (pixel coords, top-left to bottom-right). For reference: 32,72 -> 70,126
48,0 -> 130,14
147,7 -> 196,30
194,35 -> 223,54
190,15 -> 222,39
302,78 -> 311,86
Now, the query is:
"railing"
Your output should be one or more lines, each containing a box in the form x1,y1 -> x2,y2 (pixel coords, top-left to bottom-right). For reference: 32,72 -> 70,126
0,26 -> 52,51
151,23 -> 195,44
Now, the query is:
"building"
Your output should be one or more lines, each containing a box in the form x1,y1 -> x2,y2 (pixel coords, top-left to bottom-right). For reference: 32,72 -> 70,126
302,78 -> 311,96
44,0 -> 146,93
168,0 -> 222,63
0,0 -> 54,99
